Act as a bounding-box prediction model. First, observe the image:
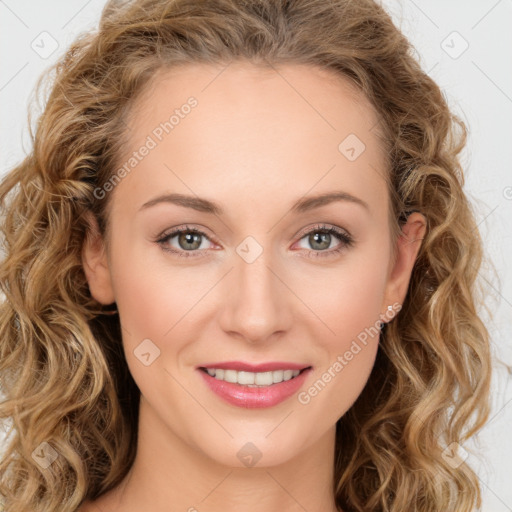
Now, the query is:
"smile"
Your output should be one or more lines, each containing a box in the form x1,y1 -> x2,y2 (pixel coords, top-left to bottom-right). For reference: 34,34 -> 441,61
200,367 -> 304,387
197,364 -> 313,408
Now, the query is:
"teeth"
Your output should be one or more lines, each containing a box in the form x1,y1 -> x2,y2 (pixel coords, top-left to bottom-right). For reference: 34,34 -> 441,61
224,370 -> 237,383
238,371 -> 255,385
273,370 -> 284,383
204,368 -> 301,386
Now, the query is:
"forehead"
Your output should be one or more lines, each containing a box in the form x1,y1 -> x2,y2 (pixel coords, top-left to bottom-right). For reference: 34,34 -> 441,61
126,60 -> 384,142
112,61 -> 389,219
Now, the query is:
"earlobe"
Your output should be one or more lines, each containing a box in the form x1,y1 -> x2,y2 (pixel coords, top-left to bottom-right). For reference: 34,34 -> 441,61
81,210 -> 115,305
381,212 -> 427,318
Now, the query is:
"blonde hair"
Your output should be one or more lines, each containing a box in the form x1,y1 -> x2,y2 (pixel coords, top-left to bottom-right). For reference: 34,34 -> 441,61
0,0 -> 493,510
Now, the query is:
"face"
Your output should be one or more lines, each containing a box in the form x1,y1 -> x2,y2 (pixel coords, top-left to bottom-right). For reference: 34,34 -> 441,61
83,61 -> 425,468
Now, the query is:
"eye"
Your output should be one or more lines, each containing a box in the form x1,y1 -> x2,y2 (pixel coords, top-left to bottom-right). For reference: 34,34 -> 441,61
294,223 -> 354,258
156,225 -> 215,258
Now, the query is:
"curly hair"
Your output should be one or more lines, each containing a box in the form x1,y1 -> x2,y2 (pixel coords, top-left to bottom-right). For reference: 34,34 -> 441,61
0,0 -> 493,510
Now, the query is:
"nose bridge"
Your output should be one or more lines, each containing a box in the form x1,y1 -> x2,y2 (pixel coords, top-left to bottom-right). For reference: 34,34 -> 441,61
218,235 -> 292,342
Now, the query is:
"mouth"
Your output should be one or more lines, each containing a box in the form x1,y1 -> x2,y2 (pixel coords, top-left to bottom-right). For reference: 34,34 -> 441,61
198,366 -> 311,387
197,363 -> 313,408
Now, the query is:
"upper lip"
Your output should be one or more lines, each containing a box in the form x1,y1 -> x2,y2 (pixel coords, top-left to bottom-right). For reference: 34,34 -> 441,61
198,361 -> 312,372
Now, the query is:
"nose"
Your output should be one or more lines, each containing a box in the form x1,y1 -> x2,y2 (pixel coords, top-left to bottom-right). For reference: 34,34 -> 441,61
217,245 -> 294,344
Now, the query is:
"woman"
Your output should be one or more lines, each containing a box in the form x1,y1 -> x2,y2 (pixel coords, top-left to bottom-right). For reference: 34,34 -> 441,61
0,0 -> 492,511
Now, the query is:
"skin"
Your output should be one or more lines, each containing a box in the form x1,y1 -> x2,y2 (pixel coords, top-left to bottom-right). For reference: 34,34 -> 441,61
80,61 -> 426,512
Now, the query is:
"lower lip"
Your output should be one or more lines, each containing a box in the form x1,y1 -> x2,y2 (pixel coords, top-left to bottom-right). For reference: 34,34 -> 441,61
198,368 -> 312,409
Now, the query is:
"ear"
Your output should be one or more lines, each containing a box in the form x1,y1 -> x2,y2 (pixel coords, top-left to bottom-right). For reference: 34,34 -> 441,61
381,212 -> 427,319
81,210 -> 115,305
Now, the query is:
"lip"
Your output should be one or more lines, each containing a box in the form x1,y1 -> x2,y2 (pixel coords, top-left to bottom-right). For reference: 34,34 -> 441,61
197,361 -> 311,372
197,366 -> 313,409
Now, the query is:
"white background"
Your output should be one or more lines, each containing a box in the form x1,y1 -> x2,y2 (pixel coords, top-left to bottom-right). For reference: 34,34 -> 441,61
1,1 -> 511,510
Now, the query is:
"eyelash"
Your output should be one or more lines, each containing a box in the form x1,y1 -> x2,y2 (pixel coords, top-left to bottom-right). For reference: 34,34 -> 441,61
155,223 -> 354,259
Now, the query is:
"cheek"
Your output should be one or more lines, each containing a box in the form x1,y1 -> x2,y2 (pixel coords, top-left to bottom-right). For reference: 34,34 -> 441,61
291,247 -> 389,410
108,229 -> 198,337
111,262 -> 169,339
295,255 -> 389,346
107,236 -> 222,391
106,237 -> 180,378
108,246 -> 193,409
334,266 -> 387,339
293,262 -> 387,421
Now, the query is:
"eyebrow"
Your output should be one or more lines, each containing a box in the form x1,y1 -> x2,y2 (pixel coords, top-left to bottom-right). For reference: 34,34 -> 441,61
139,190 -> 369,215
